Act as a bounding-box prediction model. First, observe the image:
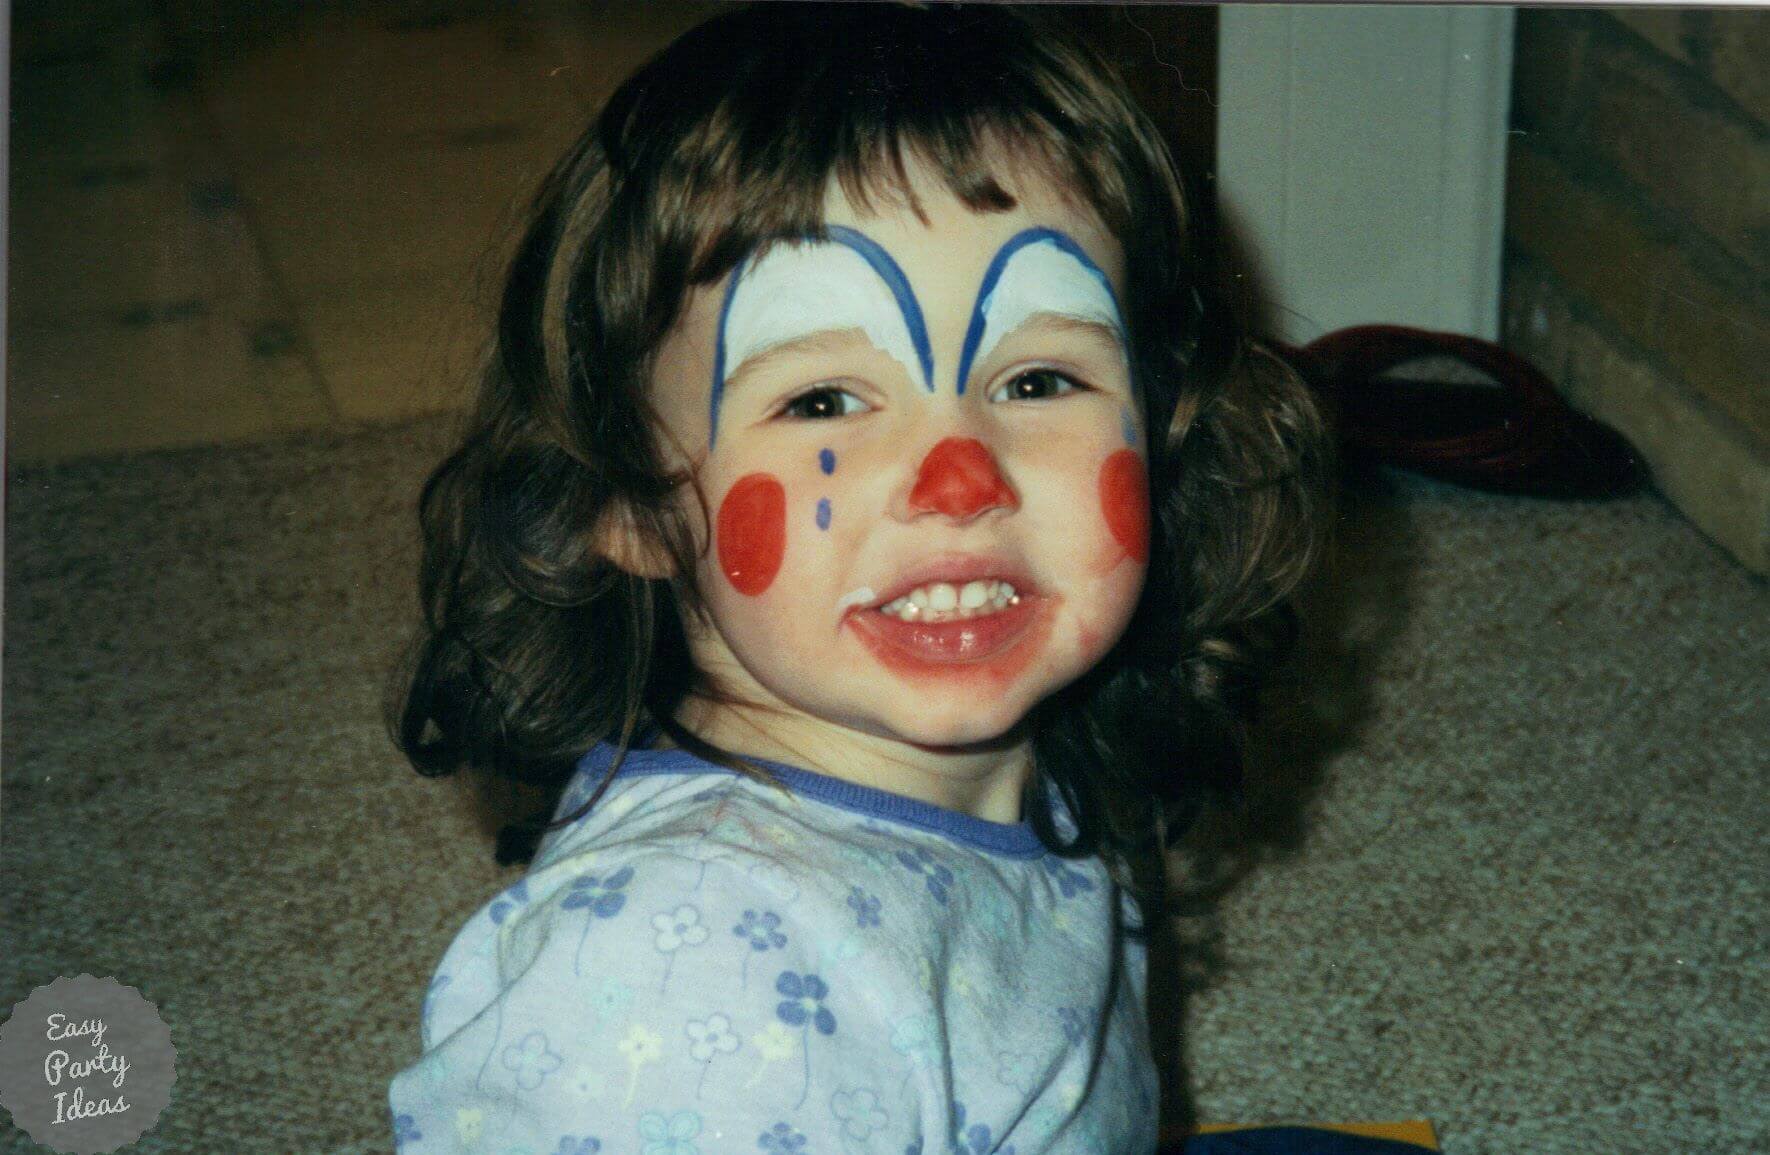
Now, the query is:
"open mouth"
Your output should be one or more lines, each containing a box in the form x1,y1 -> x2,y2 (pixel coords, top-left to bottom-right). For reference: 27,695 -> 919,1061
845,572 -> 1052,669
875,579 -> 1022,623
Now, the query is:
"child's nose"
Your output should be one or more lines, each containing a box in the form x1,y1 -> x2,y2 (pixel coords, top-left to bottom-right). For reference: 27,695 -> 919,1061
904,437 -> 1019,522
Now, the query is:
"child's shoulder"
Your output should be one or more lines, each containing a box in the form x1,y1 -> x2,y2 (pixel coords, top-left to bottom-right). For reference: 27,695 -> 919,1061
535,741 -> 1060,871
522,748 -> 873,908
534,744 -> 858,866
517,741 -> 1117,933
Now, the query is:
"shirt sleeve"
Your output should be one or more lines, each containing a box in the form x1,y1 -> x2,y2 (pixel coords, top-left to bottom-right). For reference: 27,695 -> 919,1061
389,845 -> 906,1154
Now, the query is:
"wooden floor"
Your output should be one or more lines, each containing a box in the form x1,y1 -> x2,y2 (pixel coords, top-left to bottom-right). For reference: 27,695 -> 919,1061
7,0 -> 719,464
8,1 -> 1216,467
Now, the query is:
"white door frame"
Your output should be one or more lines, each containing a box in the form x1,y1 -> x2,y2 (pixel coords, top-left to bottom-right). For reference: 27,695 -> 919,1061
1216,5 -> 1516,344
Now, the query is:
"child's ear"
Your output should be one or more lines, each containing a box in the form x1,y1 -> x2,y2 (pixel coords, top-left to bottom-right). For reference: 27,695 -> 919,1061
591,501 -> 676,580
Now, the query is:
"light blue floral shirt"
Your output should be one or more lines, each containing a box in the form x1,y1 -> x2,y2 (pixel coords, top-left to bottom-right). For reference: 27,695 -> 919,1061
389,743 -> 1160,1153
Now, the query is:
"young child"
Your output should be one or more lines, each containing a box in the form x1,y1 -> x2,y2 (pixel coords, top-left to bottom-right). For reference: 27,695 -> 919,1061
387,5 -> 1333,1152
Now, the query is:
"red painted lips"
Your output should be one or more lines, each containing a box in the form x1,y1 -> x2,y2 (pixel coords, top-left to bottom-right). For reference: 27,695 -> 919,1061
845,593 -> 1055,685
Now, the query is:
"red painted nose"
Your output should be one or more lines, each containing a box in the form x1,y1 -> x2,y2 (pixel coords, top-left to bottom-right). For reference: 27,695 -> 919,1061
907,437 -> 1018,520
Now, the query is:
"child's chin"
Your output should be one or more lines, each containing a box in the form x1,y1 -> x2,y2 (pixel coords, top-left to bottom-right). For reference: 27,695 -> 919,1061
870,706 -> 1026,752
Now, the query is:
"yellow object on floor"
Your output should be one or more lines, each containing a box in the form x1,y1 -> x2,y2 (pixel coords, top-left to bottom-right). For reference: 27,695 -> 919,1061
1192,1120 -> 1439,1148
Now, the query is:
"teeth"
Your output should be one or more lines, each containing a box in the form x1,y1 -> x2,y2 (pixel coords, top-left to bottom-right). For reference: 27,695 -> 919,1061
877,581 -> 1021,622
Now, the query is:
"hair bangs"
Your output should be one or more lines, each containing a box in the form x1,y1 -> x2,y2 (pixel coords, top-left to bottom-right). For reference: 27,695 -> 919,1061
634,8 -> 1138,291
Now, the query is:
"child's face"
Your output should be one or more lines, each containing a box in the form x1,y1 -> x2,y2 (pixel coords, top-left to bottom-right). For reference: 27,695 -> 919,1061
647,156 -> 1148,752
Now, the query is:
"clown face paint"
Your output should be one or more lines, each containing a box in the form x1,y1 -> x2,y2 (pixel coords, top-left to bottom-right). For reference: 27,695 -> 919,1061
713,225 -> 931,444
1099,449 -> 1149,564
956,227 -> 1127,394
716,473 -> 787,595
907,436 -> 1020,520
644,152 -> 1150,820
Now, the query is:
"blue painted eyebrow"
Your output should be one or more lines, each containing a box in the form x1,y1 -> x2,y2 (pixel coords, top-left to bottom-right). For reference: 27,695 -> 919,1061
709,252 -> 750,447
954,226 -> 1126,396
708,225 -> 934,446
826,225 -> 934,391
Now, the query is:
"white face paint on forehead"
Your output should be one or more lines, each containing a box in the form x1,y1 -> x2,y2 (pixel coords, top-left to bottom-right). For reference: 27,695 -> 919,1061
957,228 -> 1127,394
713,230 -> 932,442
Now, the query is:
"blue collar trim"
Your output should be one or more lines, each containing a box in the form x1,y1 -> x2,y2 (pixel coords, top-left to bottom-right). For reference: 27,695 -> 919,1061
577,743 -> 1046,859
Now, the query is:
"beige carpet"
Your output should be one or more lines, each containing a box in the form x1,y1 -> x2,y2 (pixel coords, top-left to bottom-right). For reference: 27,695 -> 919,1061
4,414 -> 1765,1153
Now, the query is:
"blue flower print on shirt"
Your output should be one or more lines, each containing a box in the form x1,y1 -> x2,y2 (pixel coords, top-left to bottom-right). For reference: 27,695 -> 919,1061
502,1030 -> 563,1090
758,1121 -> 808,1153
735,909 -> 787,950
638,1108 -> 702,1155
564,866 -> 634,916
957,1122 -> 1015,1155
847,885 -> 882,928
904,1101 -> 1020,1155
555,1137 -> 602,1155
734,909 -> 787,988
894,846 -> 955,905
949,1101 -> 1017,1155
776,971 -> 837,1107
392,1112 -> 421,1148
565,865 -> 634,975
1056,1006 -> 1085,1046
776,972 -> 837,1035
832,1087 -> 890,1139
489,879 -> 532,925
1040,856 -> 1095,900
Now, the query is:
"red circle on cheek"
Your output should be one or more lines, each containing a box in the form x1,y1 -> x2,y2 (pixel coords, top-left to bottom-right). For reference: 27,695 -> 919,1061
716,473 -> 787,596
1099,449 -> 1149,564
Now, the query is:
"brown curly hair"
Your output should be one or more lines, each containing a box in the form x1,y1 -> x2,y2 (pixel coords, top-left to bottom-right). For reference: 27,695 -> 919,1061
385,2 -> 1336,909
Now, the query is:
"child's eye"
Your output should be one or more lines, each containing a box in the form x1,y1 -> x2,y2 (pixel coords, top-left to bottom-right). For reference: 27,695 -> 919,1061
988,368 -> 1085,403
781,386 -> 870,420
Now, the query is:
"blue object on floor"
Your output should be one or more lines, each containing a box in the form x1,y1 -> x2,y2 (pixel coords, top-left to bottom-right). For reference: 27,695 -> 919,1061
1177,1127 -> 1435,1154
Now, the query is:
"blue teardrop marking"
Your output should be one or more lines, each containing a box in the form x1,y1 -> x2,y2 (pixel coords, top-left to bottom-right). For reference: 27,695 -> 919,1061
819,448 -> 837,475
815,498 -> 832,531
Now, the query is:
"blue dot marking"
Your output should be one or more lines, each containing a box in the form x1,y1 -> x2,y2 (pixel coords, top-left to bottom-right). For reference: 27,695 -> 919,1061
819,448 -> 836,475
815,498 -> 832,530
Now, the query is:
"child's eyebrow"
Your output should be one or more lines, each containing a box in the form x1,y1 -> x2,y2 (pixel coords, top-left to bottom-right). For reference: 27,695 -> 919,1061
995,312 -> 1128,357
722,327 -> 877,392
